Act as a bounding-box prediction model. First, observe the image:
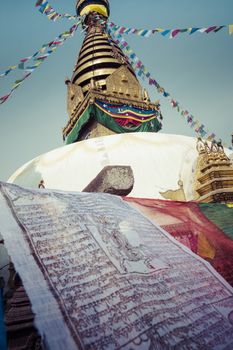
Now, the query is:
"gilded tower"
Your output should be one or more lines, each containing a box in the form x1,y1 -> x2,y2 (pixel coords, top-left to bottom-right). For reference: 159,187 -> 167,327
195,138 -> 233,203
63,0 -> 162,143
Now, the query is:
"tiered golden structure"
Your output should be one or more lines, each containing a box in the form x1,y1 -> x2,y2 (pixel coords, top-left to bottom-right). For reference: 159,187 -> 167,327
63,0 -> 161,142
195,138 -> 233,203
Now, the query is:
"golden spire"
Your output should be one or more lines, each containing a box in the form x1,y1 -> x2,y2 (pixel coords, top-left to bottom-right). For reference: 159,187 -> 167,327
63,0 -> 162,143
76,0 -> 110,18
71,0 -> 133,96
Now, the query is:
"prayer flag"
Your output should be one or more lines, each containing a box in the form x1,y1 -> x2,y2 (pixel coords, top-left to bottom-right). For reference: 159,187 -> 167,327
198,28 -> 207,33
18,62 -> 24,70
35,0 -> 44,6
187,116 -> 193,123
189,28 -> 199,35
5,69 -> 12,76
205,26 -> 217,33
0,94 -> 11,103
161,30 -> 170,36
214,26 -> 225,33
170,29 -> 181,38
39,2 -> 48,14
20,57 -> 32,63
207,133 -> 216,141
180,29 -> 188,33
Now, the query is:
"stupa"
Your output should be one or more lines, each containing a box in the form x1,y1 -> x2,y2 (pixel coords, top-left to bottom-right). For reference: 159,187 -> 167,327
1,2 -> 233,349
8,0 -> 233,202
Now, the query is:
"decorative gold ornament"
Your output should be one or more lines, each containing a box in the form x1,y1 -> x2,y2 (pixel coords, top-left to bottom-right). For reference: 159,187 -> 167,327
195,138 -> 233,203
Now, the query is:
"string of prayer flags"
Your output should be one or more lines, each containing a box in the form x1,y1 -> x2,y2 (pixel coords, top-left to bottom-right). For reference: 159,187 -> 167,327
0,94 -> 11,104
35,0 -> 77,21
108,28 -> 232,149
0,53 -> 44,79
0,22 -> 80,105
0,23 -> 81,80
108,21 -> 232,39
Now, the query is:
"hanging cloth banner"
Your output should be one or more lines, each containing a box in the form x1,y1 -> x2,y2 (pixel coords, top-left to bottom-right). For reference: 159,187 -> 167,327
35,0 -> 77,21
0,22 -> 80,105
124,197 -> 233,287
65,103 -> 162,144
2,182 -> 233,350
95,99 -> 159,122
108,28 -> 232,149
108,21 -> 233,39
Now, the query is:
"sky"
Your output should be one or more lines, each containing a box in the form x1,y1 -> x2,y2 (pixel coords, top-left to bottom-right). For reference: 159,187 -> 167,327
0,0 -> 232,181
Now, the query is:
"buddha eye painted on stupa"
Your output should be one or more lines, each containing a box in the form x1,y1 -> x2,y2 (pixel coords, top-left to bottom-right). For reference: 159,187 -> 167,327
76,0 -> 110,18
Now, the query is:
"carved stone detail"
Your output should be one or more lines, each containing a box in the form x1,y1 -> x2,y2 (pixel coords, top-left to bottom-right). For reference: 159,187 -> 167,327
83,166 -> 134,196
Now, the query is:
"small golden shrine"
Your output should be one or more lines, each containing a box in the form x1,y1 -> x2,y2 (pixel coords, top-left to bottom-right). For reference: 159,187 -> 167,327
195,138 -> 233,203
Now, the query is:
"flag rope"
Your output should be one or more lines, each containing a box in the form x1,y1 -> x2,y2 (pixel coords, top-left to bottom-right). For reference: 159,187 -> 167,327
0,22 -> 80,105
108,27 -> 232,149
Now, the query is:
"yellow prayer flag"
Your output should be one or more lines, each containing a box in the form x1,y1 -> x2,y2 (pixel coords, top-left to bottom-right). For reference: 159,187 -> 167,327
229,25 -> 233,35
34,61 -> 43,67
44,4 -> 50,12
39,47 -> 46,54
12,82 -> 22,89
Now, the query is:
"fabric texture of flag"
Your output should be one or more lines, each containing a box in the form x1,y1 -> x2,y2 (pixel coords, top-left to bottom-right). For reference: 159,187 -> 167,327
1,182 -> 233,349
125,197 -> 233,287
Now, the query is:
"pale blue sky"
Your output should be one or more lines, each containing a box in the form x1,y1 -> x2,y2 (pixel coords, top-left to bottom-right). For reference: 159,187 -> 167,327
0,0 -> 232,181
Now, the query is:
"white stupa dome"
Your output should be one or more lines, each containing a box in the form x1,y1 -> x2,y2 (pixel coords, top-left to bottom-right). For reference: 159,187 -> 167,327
8,132 -> 232,200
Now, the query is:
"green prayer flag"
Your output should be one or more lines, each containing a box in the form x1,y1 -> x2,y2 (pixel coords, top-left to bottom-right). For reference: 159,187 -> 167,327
18,62 -> 24,70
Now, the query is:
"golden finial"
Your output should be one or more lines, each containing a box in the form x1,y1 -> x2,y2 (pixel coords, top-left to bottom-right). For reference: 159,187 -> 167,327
76,0 -> 110,18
